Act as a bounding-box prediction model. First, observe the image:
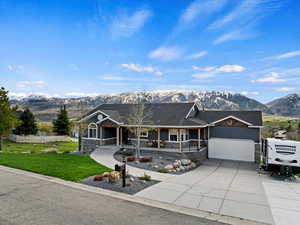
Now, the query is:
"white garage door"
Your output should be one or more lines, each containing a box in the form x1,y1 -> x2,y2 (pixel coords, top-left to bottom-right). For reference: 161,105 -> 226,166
208,138 -> 255,162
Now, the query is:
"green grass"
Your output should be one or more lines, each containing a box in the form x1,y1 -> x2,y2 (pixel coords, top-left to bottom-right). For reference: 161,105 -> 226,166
263,115 -> 297,122
0,153 -> 112,181
3,140 -> 78,153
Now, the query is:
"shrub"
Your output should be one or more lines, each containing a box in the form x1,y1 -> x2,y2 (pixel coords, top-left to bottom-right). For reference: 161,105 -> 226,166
157,168 -> 169,173
139,173 -> 151,181
139,157 -> 153,163
127,156 -> 136,162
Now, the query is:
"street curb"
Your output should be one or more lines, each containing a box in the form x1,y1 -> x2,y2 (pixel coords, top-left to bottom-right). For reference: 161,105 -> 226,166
0,165 -> 268,225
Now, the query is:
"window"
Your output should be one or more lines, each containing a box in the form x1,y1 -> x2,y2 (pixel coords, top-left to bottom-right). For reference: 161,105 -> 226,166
169,129 -> 178,142
169,129 -> 188,142
140,130 -> 148,138
88,123 -> 97,138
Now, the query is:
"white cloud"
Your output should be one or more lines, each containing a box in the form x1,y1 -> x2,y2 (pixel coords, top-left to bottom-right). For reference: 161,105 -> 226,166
209,0 -> 281,30
275,87 -> 296,92
241,91 -> 259,95
192,73 -> 215,79
121,63 -> 163,75
213,29 -> 255,45
16,80 -> 47,88
266,51 -> 300,60
251,72 -> 286,83
8,65 -> 24,72
186,51 -> 207,59
179,0 -> 228,26
216,65 -> 245,73
110,9 -> 151,38
148,46 -> 183,61
192,64 -> 245,80
98,75 -> 126,81
64,92 -> 100,98
210,0 -> 282,44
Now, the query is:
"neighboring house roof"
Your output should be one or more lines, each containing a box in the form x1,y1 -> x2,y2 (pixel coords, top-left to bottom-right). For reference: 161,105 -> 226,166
80,103 -> 263,127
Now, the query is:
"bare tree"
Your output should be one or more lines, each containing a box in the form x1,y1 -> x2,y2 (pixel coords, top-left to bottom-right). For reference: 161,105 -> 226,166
126,92 -> 152,158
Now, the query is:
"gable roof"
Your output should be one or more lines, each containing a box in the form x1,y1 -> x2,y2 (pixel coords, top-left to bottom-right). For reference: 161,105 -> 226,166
80,103 -> 263,127
195,110 -> 263,126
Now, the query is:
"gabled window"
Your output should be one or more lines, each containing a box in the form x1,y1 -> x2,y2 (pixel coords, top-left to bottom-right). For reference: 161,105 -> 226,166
88,123 -> 98,139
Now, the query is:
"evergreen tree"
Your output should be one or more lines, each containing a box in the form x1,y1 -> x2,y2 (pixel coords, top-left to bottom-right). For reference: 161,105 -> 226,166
0,87 -> 19,151
52,105 -> 70,135
297,122 -> 300,136
14,108 -> 38,135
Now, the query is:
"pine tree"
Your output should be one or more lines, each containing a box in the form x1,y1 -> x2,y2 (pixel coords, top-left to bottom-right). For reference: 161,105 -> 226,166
14,108 -> 38,135
0,87 -> 19,151
52,105 -> 70,135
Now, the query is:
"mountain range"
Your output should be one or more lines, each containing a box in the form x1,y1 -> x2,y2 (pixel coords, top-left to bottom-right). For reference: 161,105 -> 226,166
9,90 -> 299,121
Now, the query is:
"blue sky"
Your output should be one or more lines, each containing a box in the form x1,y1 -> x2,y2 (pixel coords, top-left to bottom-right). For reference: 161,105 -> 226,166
1,0 -> 300,103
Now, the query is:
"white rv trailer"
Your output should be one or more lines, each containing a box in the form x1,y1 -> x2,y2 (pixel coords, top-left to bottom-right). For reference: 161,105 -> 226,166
262,138 -> 300,168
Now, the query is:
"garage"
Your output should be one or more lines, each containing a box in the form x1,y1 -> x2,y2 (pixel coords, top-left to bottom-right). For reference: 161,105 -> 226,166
208,138 -> 255,162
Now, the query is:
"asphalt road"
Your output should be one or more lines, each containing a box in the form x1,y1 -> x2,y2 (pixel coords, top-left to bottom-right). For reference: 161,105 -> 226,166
0,168 -> 227,225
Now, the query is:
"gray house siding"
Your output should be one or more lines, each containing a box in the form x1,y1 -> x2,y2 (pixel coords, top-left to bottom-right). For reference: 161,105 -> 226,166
210,127 -> 260,143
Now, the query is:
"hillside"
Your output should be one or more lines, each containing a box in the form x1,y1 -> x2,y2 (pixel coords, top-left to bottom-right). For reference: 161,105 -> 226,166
267,93 -> 300,117
11,90 -> 272,121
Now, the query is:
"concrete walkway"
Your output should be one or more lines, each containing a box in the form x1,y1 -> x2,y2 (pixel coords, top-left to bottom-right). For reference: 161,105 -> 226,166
262,177 -> 300,225
90,146 -> 175,181
136,160 -> 274,225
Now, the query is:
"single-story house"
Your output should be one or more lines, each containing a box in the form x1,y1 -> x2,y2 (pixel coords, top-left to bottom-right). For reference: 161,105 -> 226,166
78,103 -> 263,162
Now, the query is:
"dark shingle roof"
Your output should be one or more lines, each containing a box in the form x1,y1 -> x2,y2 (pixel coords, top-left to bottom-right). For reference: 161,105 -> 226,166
195,110 -> 263,126
82,103 -> 262,127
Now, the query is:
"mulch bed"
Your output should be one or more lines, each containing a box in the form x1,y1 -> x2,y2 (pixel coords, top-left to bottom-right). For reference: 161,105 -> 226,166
80,175 -> 159,195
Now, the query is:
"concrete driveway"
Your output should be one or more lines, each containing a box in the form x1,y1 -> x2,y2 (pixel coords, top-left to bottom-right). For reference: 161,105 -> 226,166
136,160 -> 274,224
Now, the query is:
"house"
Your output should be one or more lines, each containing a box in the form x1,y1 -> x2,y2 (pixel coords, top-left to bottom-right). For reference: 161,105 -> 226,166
78,103 -> 263,162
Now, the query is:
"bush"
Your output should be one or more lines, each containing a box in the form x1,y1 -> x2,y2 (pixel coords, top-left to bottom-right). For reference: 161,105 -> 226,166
139,173 -> 151,181
139,157 -> 152,163
157,168 -> 169,173
127,156 -> 136,162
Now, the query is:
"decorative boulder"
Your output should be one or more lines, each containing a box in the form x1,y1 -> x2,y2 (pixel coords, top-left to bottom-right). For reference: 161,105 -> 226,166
93,175 -> 104,181
191,162 -> 196,168
103,172 -> 110,177
179,166 -> 185,171
173,160 -> 181,168
164,164 -> 174,170
181,159 -> 191,166
108,171 -> 120,183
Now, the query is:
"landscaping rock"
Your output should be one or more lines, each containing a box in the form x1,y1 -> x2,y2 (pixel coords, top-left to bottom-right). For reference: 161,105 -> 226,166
164,164 -> 173,170
93,175 -> 104,181
179,166 -> 185,171
129,177 -> 135,182
191,162 -> 196,168
103,172 -> 110,177
180,159 -> 191,166
108,171 -> 120,183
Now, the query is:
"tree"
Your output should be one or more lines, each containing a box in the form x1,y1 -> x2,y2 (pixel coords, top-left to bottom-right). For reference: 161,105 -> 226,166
298,122 -> 300,136
52,105 -> 70,135
14,108 -> 38,135
126,92 -> 152,158
0,87 -> 19,151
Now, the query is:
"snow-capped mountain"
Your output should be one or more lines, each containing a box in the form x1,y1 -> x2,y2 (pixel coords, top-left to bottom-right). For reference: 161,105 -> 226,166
11,90 -> 271,121
267,93 -> 300,117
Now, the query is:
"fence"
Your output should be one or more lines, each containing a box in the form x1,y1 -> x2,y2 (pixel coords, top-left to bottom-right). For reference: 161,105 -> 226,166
8,134 -> 75,144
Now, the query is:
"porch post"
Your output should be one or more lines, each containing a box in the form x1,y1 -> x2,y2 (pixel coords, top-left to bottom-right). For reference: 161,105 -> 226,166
120,127 -> 123,146
157,128 -> 160,149
116,127 -> 120,146
198,128 -> 201,149
179,129 -> 182,152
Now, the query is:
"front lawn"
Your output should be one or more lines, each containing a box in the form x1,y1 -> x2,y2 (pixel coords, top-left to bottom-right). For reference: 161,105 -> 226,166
2,140 -> 78,153
0,153 -> 112,182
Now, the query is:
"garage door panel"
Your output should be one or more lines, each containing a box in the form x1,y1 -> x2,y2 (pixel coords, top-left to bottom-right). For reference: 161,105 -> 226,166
208,138 -> 255,162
